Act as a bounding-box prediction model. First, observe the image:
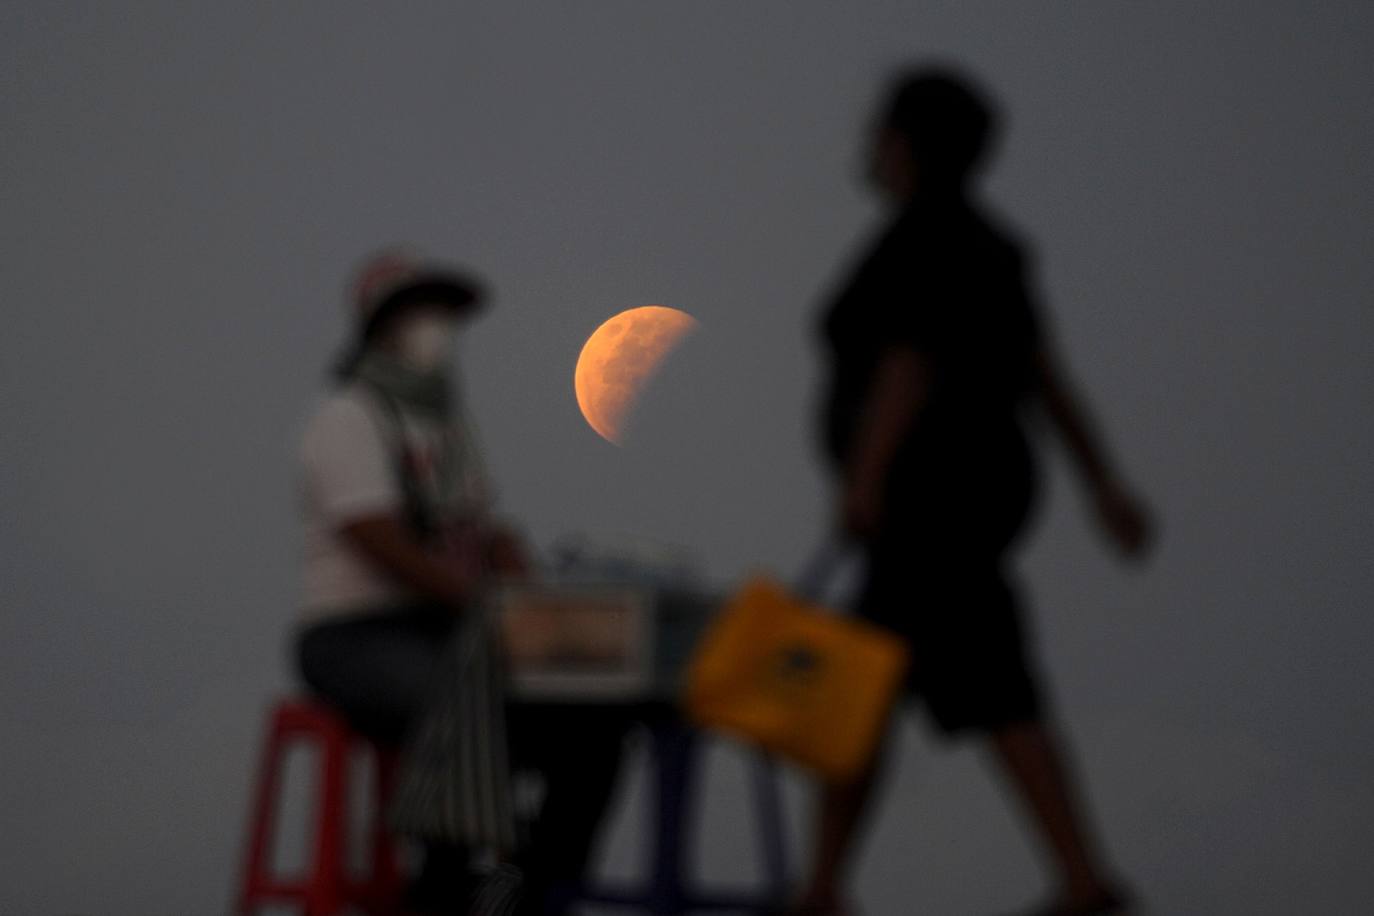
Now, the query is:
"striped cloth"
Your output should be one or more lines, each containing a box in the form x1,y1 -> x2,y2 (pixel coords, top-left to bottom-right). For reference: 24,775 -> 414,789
387,597 -> 519,854
468,863 -> 526,916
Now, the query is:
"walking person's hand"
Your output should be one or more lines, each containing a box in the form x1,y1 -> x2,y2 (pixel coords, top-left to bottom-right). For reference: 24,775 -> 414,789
839,479 -> 884,543
1092,478 -> 1153,559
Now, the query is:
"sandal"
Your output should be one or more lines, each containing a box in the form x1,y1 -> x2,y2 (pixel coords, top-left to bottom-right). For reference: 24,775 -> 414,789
1006,886 -> 1132,916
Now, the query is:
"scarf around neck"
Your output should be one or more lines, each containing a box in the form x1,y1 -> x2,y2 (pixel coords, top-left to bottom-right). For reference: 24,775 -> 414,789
348,350 -> 454,419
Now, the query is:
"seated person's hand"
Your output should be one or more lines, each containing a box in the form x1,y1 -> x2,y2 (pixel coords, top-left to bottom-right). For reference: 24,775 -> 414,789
486,524 -> 533,578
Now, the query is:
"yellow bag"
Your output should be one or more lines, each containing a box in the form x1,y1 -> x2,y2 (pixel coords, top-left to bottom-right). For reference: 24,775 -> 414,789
684,575 -> 909,782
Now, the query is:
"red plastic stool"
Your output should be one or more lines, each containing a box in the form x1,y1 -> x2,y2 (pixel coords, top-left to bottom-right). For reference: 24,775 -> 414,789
236,698 -> 406,916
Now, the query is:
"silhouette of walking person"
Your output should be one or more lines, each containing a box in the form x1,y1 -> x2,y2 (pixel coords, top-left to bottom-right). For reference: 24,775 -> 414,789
799,67 -> 1152,916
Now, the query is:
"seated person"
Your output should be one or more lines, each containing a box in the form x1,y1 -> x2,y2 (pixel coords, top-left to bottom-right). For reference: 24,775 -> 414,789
294,250 -> 629,914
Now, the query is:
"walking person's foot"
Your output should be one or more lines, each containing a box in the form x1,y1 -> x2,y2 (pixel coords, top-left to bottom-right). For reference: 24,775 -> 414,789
766,885 -> 856,916
1007,882 -> 1131,916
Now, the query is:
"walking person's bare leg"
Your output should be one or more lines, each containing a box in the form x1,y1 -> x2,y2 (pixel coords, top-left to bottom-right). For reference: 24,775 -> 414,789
794,740 -> 890,915
988,720 -> 1127,911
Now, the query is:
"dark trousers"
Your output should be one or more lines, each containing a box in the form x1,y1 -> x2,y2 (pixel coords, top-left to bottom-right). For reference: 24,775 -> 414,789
507,702 -> 633,913
296,607 -> 634,913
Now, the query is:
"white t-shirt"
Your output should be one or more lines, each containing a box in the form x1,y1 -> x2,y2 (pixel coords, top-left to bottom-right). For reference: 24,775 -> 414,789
296,385 -> 490,623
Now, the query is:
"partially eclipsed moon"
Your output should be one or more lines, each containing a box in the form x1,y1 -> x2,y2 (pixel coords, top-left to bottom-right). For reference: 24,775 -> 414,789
575,305 -> 698,444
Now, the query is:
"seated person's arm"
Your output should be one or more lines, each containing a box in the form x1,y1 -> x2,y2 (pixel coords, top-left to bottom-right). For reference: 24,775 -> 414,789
305,395 -> 479,610
340,513 -> 477,608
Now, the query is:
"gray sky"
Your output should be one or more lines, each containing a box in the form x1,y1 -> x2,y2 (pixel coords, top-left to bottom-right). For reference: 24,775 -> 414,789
3,3 -> 1372,913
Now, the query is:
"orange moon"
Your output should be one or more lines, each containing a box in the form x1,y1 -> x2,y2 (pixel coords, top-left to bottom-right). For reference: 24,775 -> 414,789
575,306 -> 698,444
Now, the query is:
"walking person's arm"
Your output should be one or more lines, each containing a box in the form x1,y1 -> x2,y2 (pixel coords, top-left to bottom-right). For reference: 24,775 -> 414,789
842,345 -> 932,539
1032,343 -> 1153,557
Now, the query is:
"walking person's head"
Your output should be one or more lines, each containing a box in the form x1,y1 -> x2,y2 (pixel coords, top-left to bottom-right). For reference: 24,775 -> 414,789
338,249 -> 486,376
867,66 -> 1000,203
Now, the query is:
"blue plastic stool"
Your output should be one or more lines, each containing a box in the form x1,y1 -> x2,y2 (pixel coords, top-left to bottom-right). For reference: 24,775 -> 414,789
573,718 -> 789,914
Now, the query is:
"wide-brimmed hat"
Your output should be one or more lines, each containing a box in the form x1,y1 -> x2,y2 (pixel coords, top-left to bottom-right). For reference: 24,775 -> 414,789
351,250 -> 486,343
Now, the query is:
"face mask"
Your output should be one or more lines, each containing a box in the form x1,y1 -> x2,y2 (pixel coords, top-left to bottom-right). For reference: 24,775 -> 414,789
395,312 -> 457,371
